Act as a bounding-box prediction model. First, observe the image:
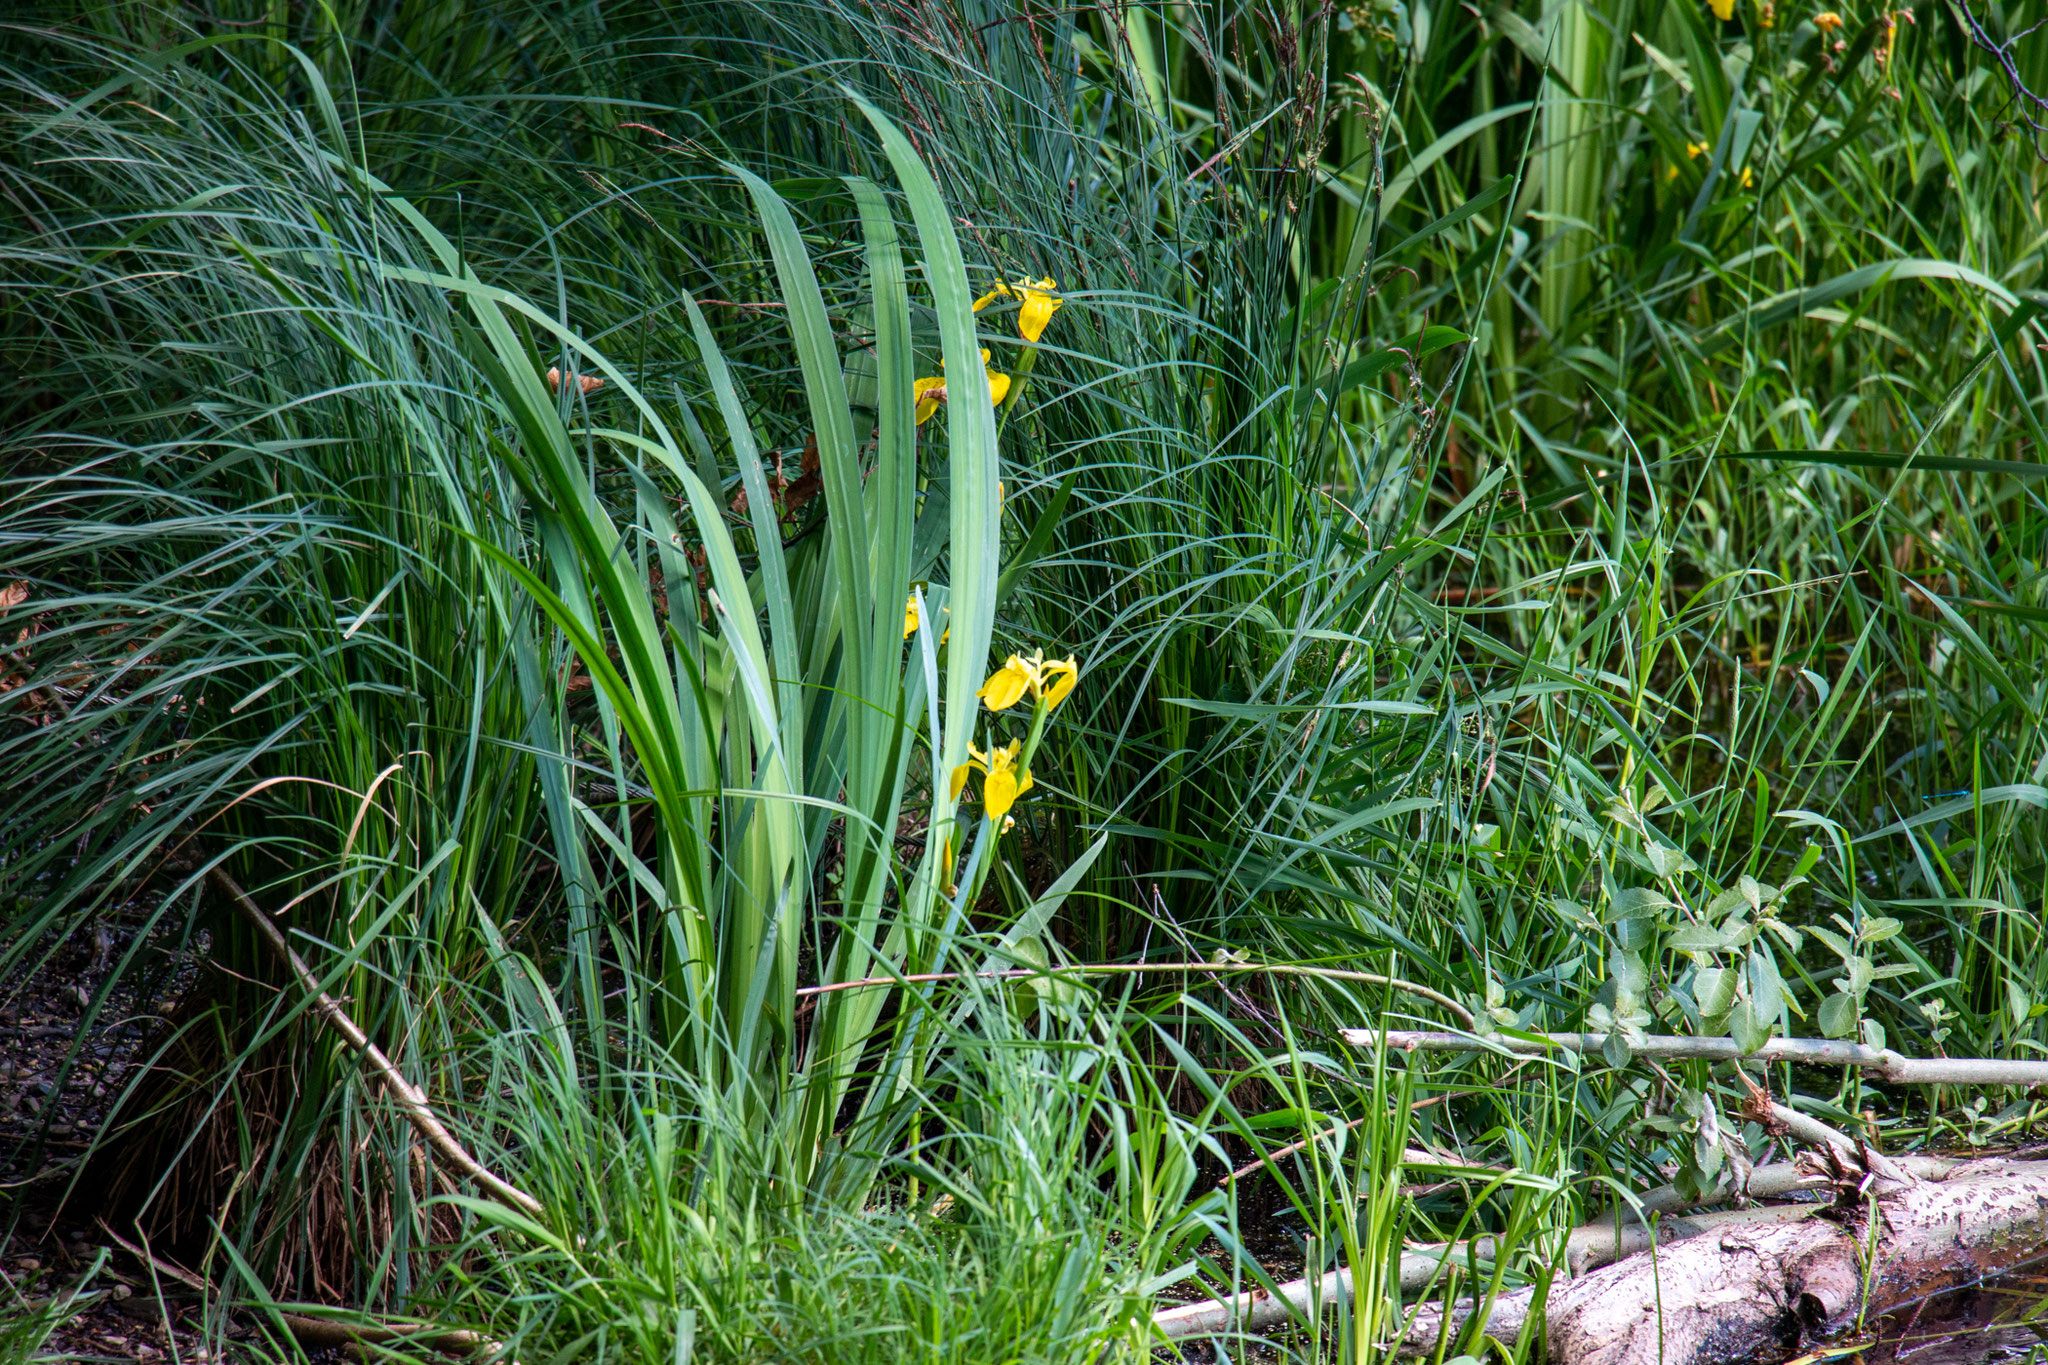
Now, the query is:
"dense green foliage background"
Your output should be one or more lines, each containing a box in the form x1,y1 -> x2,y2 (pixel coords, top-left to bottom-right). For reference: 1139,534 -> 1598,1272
5,0 -> 2048,1360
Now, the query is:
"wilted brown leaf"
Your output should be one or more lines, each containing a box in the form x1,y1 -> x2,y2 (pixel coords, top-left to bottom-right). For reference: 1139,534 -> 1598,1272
545,366 -> 605,396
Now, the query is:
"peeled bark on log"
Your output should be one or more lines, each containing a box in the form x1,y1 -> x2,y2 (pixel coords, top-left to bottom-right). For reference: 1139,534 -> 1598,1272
1401,1156 -> 2048,1365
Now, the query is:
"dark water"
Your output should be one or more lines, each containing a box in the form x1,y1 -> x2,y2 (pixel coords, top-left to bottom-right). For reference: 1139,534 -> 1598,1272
1852,1277 -> 2048,1365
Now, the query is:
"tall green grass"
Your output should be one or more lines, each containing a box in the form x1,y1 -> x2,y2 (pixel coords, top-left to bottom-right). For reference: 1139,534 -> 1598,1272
0,30 -> 583,1301
353,966 -> 1206,1365
0,14 -> 1212,1351
649,0 -> 2048,1349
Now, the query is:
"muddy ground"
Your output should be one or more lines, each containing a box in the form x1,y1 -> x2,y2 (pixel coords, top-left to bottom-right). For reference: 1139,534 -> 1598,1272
0,896 -> 263,1362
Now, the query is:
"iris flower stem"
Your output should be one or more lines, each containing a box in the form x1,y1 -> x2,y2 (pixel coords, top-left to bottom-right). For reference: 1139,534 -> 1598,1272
1016,691 -> 1052,774
993,343 -> 1041,439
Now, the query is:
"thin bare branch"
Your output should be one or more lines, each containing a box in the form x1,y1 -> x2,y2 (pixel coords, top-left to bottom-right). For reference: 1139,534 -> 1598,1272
1356,1028 -> 2048,1087
1950,0 -> 2048,157
209,867 -> 547,1222
797,961 -> 1475,1027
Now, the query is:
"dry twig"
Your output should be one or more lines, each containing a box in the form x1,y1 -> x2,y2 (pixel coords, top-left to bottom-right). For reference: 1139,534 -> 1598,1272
799,961 -> 1474,1027
208,867 -> 546,1222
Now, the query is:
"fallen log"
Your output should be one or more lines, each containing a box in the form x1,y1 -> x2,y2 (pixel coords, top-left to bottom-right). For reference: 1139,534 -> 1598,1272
1156,1154 -> 2048,1348
1401,1153 -> 2048,1365
1167,1031 -> 2048,1352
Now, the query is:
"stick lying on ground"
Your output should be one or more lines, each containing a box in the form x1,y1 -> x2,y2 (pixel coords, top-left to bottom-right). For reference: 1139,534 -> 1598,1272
802,962 -> 1474,1027
209,867 -> 546,1222
1354,1028 -> 2048,1087
98,1219 -> 501,1360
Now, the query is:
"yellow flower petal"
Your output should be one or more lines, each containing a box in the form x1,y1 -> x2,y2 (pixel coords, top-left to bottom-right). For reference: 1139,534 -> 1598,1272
904,595 -> 920,640
1814,10 -> 1842,29
950,745 -> 992,803
978,740 -> 1032,818
1041,659 -> 1079,709
914,376 -> 945,425
962,347 -> 1011,406
984,767 -> 1019,819
972,283 -> 1011,313
1707,0 -> 1734,20
977,658 -> 1032,711
1014,279 -> 1063,343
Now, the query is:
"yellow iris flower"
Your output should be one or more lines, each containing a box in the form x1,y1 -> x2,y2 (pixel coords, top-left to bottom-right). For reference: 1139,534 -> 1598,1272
1682,142 -> 1754,191
976,650 -> 1080,712
1708,0 -> 1734,20
1814,10 -> 1842,30
903,594 -> 949,642
950,740 -> 1033,819
913,350 -> 1011,425
973,277 -> 1064,344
